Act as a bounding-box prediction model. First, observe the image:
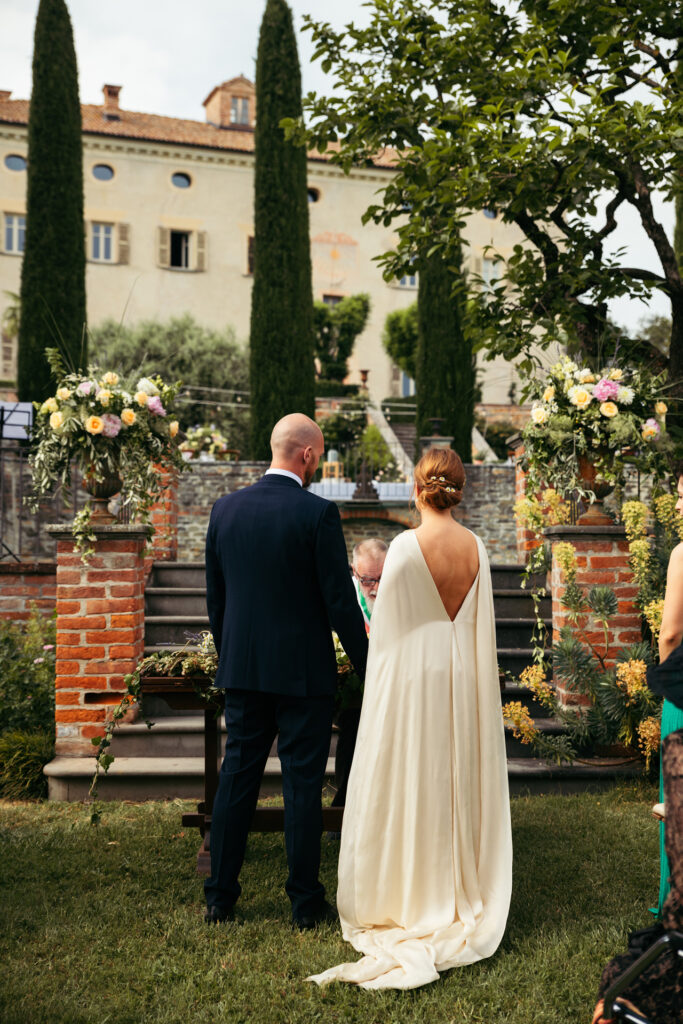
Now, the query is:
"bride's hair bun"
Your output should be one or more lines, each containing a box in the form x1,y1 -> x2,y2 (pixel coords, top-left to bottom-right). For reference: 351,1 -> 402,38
414,447 -> 466,511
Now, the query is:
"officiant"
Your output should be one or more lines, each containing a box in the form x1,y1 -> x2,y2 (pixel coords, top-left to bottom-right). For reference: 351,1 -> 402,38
332,538 -> 388,810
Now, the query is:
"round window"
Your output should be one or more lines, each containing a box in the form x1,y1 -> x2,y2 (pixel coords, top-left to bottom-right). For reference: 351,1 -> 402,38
483,208 -> 497,219
172,172 -> 192,189
307,187 -> 321,203
92,163 -> 114,181
4,154 -> 26,172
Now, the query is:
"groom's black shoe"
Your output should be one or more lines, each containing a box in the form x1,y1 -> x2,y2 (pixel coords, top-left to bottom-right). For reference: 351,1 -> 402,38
204,904 -> 235,925
292,900 -> 337,931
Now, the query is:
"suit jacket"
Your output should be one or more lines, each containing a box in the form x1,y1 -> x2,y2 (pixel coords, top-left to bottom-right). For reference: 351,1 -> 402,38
205,474 -> 368,696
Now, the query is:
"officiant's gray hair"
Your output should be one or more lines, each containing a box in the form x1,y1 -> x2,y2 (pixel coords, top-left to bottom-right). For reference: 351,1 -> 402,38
352,539 -> 388,567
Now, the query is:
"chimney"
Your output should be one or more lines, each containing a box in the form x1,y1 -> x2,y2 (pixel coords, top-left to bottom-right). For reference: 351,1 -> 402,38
102,84 -> 122,121
0,91 -> 11,102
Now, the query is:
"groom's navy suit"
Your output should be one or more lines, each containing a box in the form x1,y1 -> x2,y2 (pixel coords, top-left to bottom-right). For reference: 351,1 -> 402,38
204,472 -> 368,921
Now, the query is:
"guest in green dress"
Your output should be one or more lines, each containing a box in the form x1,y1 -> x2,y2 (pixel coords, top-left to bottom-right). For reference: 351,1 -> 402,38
651,462 -> 683,915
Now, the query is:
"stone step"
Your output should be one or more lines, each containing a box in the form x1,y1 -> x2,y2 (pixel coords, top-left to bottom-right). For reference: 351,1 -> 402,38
145,615 -> 210,646
143,586 -> 549,620
496,618 -> 550,648
150,562 -> 547,593
44,752 -> 643,802
145,587 -> 208,617
144,614 -> 550,649
500,681 -> 550,718
108,713 -> 554,760
150,561 -> 206,588
497,648 -> 550,677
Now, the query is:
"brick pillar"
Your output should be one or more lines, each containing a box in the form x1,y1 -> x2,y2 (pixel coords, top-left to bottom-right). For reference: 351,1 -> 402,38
46,524 -> 150,756
545,525 -> 641,707
144,470 -> 179,580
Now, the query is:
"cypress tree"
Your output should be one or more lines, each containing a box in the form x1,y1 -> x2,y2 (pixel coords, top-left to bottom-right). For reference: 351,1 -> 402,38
249,0 -> 315,458
415,249 -> 474,462
18,0 -> 86,402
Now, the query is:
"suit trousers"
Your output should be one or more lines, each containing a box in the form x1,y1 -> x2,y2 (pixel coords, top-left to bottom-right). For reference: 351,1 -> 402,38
204,689 -> 335,920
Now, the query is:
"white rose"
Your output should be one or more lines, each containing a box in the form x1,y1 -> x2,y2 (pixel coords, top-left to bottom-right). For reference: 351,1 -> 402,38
531,405 -> 548,425
136,377 -> 159,396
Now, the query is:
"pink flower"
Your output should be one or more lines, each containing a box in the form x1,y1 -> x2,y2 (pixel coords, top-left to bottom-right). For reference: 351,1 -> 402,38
76,380 -> 95,396
642,418 -> 660,441
33,657 -> 45,665
101,413 -> 122,438
593,378 -> 620,401
147,395 -> 167,416
43,644 -> 54,651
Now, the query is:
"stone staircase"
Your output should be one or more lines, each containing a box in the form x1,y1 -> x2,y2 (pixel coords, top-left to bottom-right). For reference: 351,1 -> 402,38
60,560 -> 639,800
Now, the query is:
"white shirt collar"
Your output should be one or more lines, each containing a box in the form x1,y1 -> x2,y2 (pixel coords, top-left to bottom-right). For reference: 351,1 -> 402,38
265,468 -> 303,487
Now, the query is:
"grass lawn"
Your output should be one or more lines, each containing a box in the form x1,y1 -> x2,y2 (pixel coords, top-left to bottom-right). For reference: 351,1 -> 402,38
0,782 -> 660,1024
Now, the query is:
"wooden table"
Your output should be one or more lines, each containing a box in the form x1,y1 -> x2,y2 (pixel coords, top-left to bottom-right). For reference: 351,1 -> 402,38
90,675 -> 344,873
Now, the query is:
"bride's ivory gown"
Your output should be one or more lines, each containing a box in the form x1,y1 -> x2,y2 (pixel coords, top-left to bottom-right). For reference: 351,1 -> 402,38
309,529 -> 512,990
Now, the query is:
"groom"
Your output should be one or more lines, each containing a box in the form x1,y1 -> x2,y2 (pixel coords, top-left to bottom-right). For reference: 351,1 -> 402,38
204,413 -> 368,929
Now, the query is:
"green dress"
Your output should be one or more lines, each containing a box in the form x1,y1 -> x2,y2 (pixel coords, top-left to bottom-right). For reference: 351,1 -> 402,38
656,697 -> 683,914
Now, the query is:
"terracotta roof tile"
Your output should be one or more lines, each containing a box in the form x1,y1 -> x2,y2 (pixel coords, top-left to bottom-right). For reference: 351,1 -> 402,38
0,96 -> 397,169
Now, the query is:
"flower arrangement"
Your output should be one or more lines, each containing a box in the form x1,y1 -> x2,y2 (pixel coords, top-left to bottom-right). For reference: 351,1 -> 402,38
522,355 -> 671,498
333,632 -> 363,711
89,631 -> 219,804
180,424 -> 238,460
28,350 -> 185,558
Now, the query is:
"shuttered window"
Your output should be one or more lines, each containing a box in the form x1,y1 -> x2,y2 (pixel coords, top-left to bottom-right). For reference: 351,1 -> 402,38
157,227 -> 207,272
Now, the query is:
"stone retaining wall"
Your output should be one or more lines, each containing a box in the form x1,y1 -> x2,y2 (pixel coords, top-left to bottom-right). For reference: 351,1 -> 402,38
0,561 -> 56,620
177,461 -> 518,563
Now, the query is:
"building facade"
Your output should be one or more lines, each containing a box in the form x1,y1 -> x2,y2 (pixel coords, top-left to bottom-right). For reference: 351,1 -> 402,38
0,77 -> 523,406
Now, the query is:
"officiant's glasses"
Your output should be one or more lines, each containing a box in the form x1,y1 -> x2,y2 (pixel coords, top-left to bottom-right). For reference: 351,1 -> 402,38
353,569 -> 382,587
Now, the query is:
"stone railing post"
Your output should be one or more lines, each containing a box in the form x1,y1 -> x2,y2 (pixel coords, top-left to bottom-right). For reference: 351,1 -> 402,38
46,524 -> 150,757
544,524 -> 641,708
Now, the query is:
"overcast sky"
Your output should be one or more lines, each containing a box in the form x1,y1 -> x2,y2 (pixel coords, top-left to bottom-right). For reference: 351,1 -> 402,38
0,0 -> 674,332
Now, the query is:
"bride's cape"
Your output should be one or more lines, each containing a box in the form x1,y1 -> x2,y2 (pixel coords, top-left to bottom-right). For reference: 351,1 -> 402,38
309,528 -> 512,990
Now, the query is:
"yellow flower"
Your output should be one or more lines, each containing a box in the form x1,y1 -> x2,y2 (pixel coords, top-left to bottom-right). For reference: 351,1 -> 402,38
96,389 -> 112,407
169,420 -> 179,438
542,386 -> 555,403
644,599 -> 664,640
85,415 -> 104,434
554,541 -> 577,582
121,408 -> 136,427
519,664 -> 555,708
568,386 -> 592,409
502,701 -> 540,746
599,401 -> 618,418
655,401 -> 667,417
577,369 -> 595,384
56,387 -> 71,401
40,397 -> 58,414
531,405 -> 548,425
608,368 -> 623,381
642,421 -> 659,441
49,411 -> 64,430
100,371 -> 119,387
615,659 -> 649,705
621,500 -> 648,540
135,391 -> 149,407
637,716 -> 661,771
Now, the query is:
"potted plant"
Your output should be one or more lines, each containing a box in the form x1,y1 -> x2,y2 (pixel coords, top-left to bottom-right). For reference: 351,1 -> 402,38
521,355 -> 671,519
28,349 -> 185,558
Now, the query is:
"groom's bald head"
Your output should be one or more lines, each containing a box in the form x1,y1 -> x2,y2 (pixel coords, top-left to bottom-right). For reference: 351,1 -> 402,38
270,414 -> 325,486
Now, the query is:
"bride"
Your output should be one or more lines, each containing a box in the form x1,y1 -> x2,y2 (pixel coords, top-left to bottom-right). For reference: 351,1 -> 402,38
309,447 -> 512,990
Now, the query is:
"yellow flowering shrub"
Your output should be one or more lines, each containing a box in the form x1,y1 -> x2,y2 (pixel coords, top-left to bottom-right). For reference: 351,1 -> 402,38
553,541 -> 577,583
621,500 -> 649,541
615,659 -> 649,706
644,598 -> 664,640
519,663 -> 555,708
637,716 -> 661,771
502,701 -> 540,745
